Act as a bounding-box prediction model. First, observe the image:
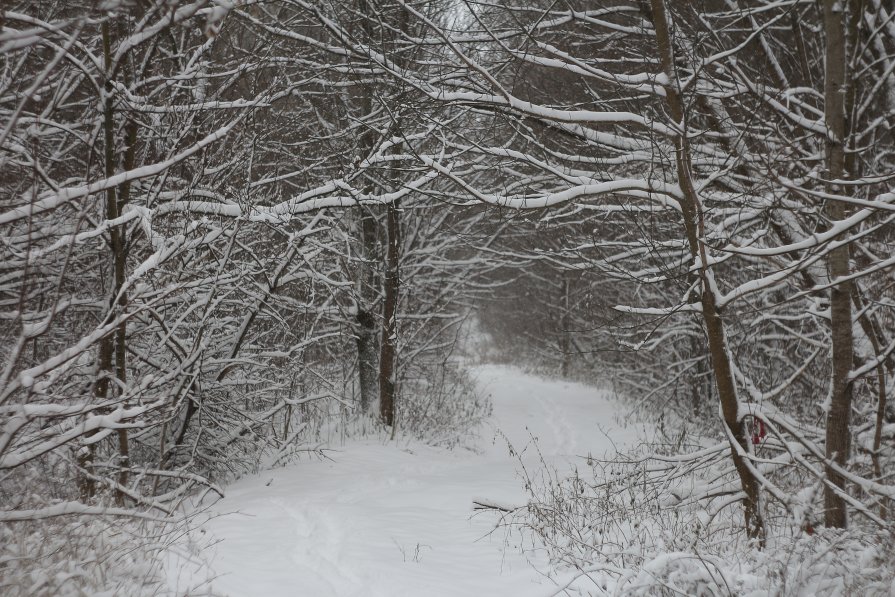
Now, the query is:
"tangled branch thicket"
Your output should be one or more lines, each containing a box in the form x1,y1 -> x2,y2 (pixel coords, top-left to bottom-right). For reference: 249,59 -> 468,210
500,435 -> 895,595
2,0 -> 895,593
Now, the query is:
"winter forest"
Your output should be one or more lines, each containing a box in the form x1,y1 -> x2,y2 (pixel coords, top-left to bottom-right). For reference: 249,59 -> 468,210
2,0 -> 895,595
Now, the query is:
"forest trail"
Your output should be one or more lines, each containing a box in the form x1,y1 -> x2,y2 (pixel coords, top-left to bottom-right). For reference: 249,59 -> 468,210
167,365 -> 644,597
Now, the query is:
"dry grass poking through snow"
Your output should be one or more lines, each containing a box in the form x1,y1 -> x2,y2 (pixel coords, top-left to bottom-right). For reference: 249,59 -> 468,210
502,436 -> 895,596
0,515 -> 194,597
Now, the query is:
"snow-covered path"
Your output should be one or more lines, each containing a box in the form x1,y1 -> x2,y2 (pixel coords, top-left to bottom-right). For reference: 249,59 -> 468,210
168,365 -> 642,597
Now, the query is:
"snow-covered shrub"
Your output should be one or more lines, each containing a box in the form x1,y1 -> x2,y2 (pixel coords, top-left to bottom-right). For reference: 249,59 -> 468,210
505,439 -> 895,596
0,515 -> 181,597
0,459 -> 224,597
397,360 -> 492,449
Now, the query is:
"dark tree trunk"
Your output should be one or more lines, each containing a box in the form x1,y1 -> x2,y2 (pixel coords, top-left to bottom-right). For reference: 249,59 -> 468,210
354,0 -> 381,414
649,0 -> 766,544
822,0 -> 855,529
379,202 -> 400,427
560,274 -> 571,377
356,302 -> 379,414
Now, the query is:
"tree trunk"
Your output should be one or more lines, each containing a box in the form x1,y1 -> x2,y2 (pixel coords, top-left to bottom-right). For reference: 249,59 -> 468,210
81,20 -> 132,503
560,274 -> 571,377
376,0 -> 411,427
355,207 -> 380,414
379,201 -> 400,427
649,0 -> 765,543
354,0 -> 381,415
356,297 -> 380,414
822,0 -> 855,529
353,212 -> 381,417
102,21 -> 133,505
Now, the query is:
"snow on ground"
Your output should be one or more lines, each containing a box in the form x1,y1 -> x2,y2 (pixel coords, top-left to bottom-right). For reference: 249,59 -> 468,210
166,365 -> 646,597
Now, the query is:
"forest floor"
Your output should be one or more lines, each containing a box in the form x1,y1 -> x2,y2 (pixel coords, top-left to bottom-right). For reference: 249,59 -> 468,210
164,365 -> 647,596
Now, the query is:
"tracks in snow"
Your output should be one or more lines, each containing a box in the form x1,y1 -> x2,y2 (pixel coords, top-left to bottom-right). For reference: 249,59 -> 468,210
168,365 -> 640,597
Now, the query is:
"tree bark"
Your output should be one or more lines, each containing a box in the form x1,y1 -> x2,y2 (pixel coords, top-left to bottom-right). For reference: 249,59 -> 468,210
822,0 -> 855,529
356,299 -> 380,414
376,1 -> 411,427
356,208 -> 380,414
80,20 -> 132,503
379,201 -> 400,427
560,274 -> 571,377
649,0 -> 765,543
354,0 -> 381,415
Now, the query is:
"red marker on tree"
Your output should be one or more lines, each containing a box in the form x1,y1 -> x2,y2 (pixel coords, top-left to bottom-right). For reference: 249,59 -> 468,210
752,419 -> 767,445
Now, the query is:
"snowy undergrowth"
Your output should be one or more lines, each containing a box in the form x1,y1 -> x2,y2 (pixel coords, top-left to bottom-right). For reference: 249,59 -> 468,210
509,440 -> 895,596
161,364 -> 639,597
312,360 -> 492,452
0,363 -> 487,597
0,515 -> 201,597
397,360 -> 492,449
